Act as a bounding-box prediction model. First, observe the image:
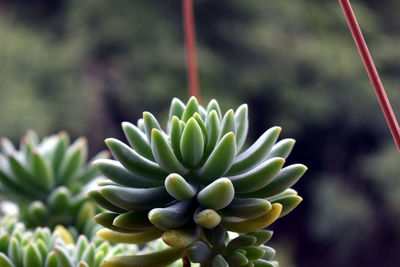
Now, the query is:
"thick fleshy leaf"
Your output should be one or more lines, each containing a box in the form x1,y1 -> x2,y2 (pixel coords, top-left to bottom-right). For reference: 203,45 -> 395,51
113,211 -> 154,231
235,104 -> 249,152
54,246 -> 74,267
170,116 -> 183,160
97,228 -> 163,244
218,109 -> 236,141
99,185 -> 173,211
151,129 -> 188,174
122,122 -> 154,161
148,200 -> 194,230
143,112 -> 162,141
228,127 -> 281,175
58,138 -> 86,183
248,164 -> 307,198
180,118 -> 204,167
165,173 -> 196,201
181,97 -> 199,122
162,227 -> 200,248
223,203 -> 282,233
31,152 -> 54,190
206,99 -> 222,120
271,195 -> 303,217
194,208 -> 221,229
229,157 -> 285,194
220,198 -> 271,220
87,189 -> 127,213
264,138 -> 295,160
197,178 -> 234,210
101,247 -> 184,267
186,241 -> 213,263
204,110 -> 221,157
0,252 -> 14,267
105,138 -> 167,180
168,98 -> 186,122
196,132 -> 236,183
93,159 -> 162,188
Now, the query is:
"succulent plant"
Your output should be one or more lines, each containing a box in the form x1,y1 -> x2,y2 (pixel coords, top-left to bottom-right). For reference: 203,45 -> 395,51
90,97 -> 307,266
0,216 -> 137,267
0,130 -> 108,232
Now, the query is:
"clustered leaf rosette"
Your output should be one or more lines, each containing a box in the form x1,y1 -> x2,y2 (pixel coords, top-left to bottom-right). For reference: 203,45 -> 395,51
0,216 -> 137,267
90,97 -> 307,265
0,130 -> 108,232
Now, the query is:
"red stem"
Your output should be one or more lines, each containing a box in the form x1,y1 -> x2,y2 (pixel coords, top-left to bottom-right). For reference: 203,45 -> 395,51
182,0 -> 200,99
339,0 -> 400,152
182,255 -> 191,267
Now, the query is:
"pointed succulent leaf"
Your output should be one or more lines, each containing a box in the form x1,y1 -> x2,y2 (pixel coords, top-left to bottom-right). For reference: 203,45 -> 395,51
229,157 -> 285,194
31,152 -> 54,190
23,243 -> 43,267
181,97 -> 200,122
196,132 -> 236,182
97,228 -> 163,244
93,159 -> 162,188
227,235 -> 257,250
58,137 -> 87,183
113,211 -> 154,231
143,112 -> 162,141
220,198 -> 272,220
170,116 -> 183,161
247,230 -> 273,246
260,246 -> 276,261
87,189 -> 127,213
218,109 -> 236,141
44,252 -> 58,267
169,98 -> 186,122
101,247 -> 184,267
122,122 -> 155,161
81,243 -> 95,267
204,110 -> 221,157
54,246 -> 74,267
223,203 -> 282,233
105,138 -> 167,180
228,127 -> 281,175
235,104 -> 249,152
180,118 -> 205,167
248,164 -> 307,198
271,195 -> 303,217
206,99 -> 222,120
225,250 -> 248,267
99,185 -> 173,211
265,138 -> 295,160
151,129 -> 188,174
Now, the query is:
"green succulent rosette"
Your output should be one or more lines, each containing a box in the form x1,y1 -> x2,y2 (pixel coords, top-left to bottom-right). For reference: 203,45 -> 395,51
0,130 -> 108,232
0,216 -> 137,267
90,97 -> 306,265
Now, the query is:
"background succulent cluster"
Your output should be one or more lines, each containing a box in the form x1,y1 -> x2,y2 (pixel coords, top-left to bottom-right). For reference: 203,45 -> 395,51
0,216 -> 137,267
90,97 -> 307,266
0,130 -> 107,234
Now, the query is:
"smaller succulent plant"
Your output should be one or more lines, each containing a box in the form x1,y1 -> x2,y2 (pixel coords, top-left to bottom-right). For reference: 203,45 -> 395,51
0,216 -> 137,267
0,130 -> 108,232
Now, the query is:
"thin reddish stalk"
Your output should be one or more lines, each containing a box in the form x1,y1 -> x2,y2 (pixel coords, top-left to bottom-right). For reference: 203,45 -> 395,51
182,0 -> 200,99
182,255 -> 191,267
339,0 -> 400,152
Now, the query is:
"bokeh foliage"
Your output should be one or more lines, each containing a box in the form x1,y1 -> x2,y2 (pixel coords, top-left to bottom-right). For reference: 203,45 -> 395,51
1,0 -> 400,266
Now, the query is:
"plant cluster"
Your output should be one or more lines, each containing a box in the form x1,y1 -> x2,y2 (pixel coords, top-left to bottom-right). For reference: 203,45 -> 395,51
90,97 -> 306,266
0,97 -> 306,266
0,216 -> 137,267
0,130 -> 109,238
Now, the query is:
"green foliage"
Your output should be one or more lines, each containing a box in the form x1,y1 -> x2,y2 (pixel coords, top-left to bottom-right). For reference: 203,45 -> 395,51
0,216 -> 137,267
90,97 -> 306,265
0,131 -> 108,233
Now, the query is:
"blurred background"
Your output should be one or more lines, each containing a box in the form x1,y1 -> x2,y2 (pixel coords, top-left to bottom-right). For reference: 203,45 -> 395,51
0,0 -> 399,266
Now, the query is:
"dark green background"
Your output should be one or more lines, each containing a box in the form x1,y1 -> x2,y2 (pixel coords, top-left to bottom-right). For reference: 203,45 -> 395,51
0,0 -> 399,266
